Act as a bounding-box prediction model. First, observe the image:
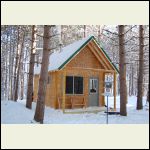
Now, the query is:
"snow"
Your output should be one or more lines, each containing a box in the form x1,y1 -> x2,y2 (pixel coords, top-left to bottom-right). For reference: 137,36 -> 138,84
1,96 -> 149,124
34,36 -> 93,74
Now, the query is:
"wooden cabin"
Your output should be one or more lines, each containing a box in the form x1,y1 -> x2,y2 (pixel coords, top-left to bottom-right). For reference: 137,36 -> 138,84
33,36 -> 119,111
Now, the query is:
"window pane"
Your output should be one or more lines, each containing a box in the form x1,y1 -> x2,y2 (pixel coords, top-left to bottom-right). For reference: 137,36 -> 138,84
90,79 -> 97,93
66,76 -> 73,94
74,76 -> 83,94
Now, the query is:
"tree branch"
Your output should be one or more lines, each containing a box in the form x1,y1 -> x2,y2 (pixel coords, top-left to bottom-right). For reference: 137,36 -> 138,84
103,29 -> 118,35
123,25 -> 137,35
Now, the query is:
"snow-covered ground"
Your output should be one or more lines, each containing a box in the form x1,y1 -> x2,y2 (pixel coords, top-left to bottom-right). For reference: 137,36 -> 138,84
1,96 -> 149,124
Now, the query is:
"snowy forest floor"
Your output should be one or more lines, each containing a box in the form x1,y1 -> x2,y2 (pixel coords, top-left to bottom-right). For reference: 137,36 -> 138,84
1,96 -> 149,124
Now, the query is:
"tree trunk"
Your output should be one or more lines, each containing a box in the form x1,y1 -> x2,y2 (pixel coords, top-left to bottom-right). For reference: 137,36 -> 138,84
147,84 -> 149,103
8,33 -> 12,100
34,25 -> 51,123
20,60 -> 24,100
137,25 -> 144,110
14,30 -> 25,101
119,25 -> 127,116
26,25 -> 37,109
1,44 -> 6,100
131,63 -> 134,95
13,27 -> 20,101
129,72 -> 131,96
124,64 -> 128,104
83,25 -> 86,38
4,34 -> 9,100
10,34 -> 16,100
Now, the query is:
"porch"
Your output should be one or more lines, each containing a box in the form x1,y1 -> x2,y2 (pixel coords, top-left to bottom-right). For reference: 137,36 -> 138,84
60,67 -> 117,114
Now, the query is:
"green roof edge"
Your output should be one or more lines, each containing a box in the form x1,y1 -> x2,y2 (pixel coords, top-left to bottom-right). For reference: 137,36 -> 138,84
93,37 -> 119,73
58,36 -> 94,70
58,35 -> 119,74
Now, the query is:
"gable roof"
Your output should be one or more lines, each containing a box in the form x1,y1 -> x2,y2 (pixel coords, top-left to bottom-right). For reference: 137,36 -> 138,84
34,36 -> 119,74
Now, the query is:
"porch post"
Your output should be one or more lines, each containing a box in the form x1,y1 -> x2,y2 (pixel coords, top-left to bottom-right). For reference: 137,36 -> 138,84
114,72 -> 117,111
62,69 -> 66,113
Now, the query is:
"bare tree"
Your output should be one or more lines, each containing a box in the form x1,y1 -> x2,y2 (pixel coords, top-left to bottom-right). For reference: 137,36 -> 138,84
9,27 -> 16,100
13,27 -> 20,101
26,25 -> 37,109
83,25 -> 86,38
14,29 -> 25,101
131,63 -> 134,95
147,84 -> 149,103
137,25 -> 144,110
34,25 -> 51,123
20,55 -> 24,100
4,33 -> 9,100
119,25 -> 127,116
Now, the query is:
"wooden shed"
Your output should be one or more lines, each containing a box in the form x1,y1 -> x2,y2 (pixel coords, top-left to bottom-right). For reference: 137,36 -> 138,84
33,36 -> 119,111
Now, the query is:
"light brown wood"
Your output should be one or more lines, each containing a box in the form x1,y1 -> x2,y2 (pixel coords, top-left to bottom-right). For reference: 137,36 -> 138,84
67,67 -> 115,73
58,97 -> 72,109
55,72 -> 58,108
33,39 -> 118,110
71,97 -> 86,109
62,69 -> 66,113
67,45 -> 103,69
90,40 -> 114,70
89,42 -> 112,70
87,44 -> 107,69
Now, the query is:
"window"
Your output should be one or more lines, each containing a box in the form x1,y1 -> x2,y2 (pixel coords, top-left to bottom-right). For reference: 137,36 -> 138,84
66,76 -> 73,94
66,76 -> 83,94
74,77 -> 83,94
90,79 -> 97,94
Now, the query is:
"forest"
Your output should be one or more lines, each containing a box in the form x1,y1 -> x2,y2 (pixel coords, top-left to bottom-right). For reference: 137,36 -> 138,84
1,25 -> 149,124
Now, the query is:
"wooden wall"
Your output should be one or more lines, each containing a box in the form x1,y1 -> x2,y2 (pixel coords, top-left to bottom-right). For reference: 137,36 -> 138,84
33,44 -> 116,109
67,46 -> 104,69
61,68 -> 105,108
33,72 -> 57,108
65,45 -> 105,107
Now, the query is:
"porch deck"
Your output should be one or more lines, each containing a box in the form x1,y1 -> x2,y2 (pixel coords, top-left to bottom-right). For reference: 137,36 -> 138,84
62,106 -> 106,114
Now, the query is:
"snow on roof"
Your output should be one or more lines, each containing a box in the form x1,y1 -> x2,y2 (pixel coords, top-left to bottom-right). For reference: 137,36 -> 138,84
34,36 -> 93,74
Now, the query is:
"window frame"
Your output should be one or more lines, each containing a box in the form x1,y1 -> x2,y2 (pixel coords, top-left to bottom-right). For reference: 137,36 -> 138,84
65,76 -> 84,95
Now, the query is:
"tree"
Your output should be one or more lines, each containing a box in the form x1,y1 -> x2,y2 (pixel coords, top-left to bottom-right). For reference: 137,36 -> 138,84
137,25 -> 144,110
34,25 -> 51,123
20,58 -> 24,100
14,29 -> 25,101
83,25 -> 86,38
119,25 -> 127,116
13,27 -> 20,101
26,25 -> 37,109
147,84 -> 149,103
9,27 -> 16,100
